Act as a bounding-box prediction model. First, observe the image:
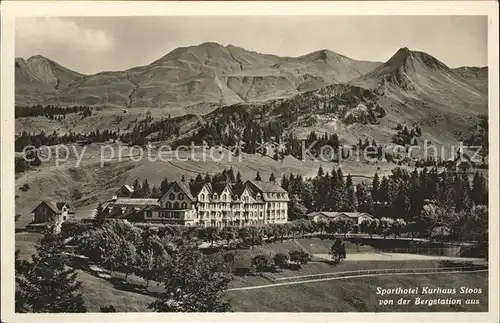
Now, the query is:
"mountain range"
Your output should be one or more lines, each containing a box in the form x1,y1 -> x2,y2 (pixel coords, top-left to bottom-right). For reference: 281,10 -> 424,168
16,42 -> 384,109
15,42 -> 488,147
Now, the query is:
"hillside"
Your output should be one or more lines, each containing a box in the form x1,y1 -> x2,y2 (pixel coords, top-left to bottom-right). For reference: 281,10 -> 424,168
347,47 -> 488,146
15,56 -> 85,104
453,66 -> 488,94
15,42 -> 381,114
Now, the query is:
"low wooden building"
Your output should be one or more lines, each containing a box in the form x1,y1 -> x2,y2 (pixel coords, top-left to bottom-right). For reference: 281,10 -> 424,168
27,201 -> 74,232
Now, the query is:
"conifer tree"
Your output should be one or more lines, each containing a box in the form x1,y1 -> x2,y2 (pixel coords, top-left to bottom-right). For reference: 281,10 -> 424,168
151,185 -> 161,199
371,172 -> 380,202
142,179 -> 151,198
346,187 -> 358,212
94,202 -> 107,226
328,170 -> 339,210
160,177 -> 170,195
356,183 -> 374,213
132,179 -> 142,198
346,173 -> 353,189
379,175 -> 390,205
471,171 -> 488,205
336,168 -> 346,210
317,165 -> 324,177
204,173 -> 212,184
255,172 -> 262,181
227,167 -> 236,183
269,173 -> 276,183
236,171 -> 243,185
281,174 -> 289,191
16,230 -> 87,313
195,173 -> 204,183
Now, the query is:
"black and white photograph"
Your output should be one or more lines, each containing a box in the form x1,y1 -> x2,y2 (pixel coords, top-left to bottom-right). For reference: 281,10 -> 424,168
1,1 -> 499,321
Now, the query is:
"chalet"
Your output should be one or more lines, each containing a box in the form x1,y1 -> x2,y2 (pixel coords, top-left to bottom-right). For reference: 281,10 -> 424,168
27,201 -> 74,232
114,184 -> 135,198
306,211 -> 373,225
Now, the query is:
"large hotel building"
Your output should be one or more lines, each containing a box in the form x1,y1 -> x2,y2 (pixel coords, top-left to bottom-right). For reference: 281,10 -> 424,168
105,179 -> 289,227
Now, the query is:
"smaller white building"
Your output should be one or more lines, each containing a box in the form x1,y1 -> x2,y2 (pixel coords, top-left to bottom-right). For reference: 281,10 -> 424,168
307,211 -> 373,225
27,201 -> 74,232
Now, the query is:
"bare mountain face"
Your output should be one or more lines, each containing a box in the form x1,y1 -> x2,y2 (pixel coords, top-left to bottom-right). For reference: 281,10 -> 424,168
15,45 -> 487,148
15,55 -> 85,103
15,42 -> 381,113
346,47 -> 488,145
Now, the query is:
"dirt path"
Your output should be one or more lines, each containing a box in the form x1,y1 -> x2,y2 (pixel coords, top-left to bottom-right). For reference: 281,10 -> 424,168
227,269 -> 488,292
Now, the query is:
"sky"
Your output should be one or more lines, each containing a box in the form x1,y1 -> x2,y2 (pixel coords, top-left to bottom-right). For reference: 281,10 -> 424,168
15,16 -> 488,75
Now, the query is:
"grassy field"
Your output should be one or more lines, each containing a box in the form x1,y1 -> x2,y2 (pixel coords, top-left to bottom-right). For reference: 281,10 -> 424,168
265,260 -> 445,280
229,271 -> 488,312
229,238 -> 375,268
15,232 -> 155,312
15,232 -> 488,312
15,141 -> 419,229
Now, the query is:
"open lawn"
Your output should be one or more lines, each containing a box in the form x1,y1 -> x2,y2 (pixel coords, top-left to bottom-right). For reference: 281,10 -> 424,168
15,232 -> 488,312
266,260 -> 447,280
227,238 -> 375,268
229,271 -> 488,312
77,270 -> 155,312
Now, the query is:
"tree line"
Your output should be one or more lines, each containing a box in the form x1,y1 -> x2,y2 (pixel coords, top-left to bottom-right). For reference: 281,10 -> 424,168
15,104 -> 94,119
15,129 -> 119,152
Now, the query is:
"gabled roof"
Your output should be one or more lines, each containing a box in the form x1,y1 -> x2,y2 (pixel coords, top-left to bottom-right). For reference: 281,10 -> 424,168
189,181 -> 210,197
160,181 -> 196,202
122,184 -> 134,192
177,181 -> 196,201
212,182 -> 233,196
32,201 -> 71,214
113,198 -> 159,206
231,182 -> 246,196
246,180 -> 287,193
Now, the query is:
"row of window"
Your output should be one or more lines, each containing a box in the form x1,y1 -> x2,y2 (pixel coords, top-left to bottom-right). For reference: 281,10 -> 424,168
197,202 -> 286,208
197,210 -> 287,218
145,211 -> 187,219
163,201 -> 188,209
198,193 -> 287,202
168,193 -> 185,200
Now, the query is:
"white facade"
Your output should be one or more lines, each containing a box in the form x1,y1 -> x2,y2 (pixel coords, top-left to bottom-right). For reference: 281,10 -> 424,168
143,180 -> 289,227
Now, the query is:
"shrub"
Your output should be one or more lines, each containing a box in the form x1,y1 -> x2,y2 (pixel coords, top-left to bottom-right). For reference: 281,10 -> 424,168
100,305 -> 117,312
251,254 -> 270,274
71,189 -> 83,200
288,249 -> 302,264
273,252 -> 289,269
234,266 -> 253,276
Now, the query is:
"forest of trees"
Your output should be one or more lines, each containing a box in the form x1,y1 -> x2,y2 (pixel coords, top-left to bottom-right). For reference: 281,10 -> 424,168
14,114 -> 182,151
462,114 -> 488,159
281,165 -> 488,222
15,104 -> 94,119
15,129 -> 119,152
119,114 -> 182,146
392,124 -> 423,146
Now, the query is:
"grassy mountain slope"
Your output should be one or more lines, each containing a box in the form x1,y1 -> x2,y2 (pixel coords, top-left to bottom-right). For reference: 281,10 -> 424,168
347,47 -> 487,147
452,66 -> 488,94
15,42 -> 381,113
15,56 -> 85,105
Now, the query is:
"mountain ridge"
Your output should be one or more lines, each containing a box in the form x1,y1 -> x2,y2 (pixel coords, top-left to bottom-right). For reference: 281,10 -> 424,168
16,42 -> 384,110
